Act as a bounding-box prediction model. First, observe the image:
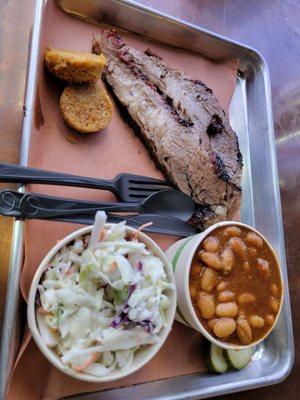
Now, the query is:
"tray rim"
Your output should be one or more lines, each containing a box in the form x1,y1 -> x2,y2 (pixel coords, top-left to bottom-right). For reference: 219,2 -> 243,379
0,0 -> 45,398
0,0 -> 294,398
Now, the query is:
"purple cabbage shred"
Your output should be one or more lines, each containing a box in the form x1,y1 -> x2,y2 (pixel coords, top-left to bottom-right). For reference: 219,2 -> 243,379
111,284 -> 136,329
111,312 -> 128,328
138,320 -> 156,334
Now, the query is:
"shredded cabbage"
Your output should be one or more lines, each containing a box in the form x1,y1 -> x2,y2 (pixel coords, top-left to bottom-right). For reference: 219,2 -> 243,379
37,213 -> 174,377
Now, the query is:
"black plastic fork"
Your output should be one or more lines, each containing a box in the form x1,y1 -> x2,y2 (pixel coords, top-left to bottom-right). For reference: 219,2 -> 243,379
0,163 -> 170,202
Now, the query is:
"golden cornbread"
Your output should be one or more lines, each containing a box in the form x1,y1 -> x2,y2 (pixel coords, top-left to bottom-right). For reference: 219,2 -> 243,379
60,83 -> 113,133
45,48 -> 106,83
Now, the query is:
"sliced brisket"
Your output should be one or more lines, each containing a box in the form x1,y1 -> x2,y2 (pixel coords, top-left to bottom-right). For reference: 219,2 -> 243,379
93,30 -> 242,229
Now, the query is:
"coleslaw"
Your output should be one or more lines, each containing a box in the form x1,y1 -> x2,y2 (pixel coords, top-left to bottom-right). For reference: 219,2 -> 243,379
36,212 -> 174,376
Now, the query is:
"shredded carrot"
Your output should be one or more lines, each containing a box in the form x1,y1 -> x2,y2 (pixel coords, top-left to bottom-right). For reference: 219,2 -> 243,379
99,229 -> 107,241
37,307 -> 53,316
109,261 -> 117,273
133,222 -> 153,241
66,265 -> 77,276
72,352 -> 100,372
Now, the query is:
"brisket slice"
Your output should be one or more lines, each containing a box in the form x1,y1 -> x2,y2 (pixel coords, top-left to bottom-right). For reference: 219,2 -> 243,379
93,30 -> 243,229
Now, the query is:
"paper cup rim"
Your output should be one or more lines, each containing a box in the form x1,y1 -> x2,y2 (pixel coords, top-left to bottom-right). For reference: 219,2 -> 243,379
27,224 -> 177,382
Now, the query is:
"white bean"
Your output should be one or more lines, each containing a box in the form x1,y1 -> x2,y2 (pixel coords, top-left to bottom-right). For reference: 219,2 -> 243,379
257,258 -> 271,278
215,302 -> 238,318
249,315 -> 265,328
203,236 -> 219,252
201,268 -> 218,292
217,290 -> 235,302
249,247 -> 258,258
243,261 -> 250,273
213,318 -> 236,338
271,283 -> 279,296
220,248 -> 235,275
216,281 -> 227,292
269,297 -> 279,313
246,232 -> 263,248
223,226 -> 241,238
237,293 -> 256,305
198,292 -> 215,319
236,317 -> 252,344
207,318 -> 218,331
266,314 -> 275,326
199,251 -> 222,270
228,237 -> 247,260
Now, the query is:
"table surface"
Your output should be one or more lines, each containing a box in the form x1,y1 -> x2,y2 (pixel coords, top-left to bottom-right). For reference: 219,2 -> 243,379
0,0 -> 299,399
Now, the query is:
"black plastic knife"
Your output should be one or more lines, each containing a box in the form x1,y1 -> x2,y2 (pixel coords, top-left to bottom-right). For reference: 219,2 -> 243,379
0,190 -> 197,237
57,213 -> 197,237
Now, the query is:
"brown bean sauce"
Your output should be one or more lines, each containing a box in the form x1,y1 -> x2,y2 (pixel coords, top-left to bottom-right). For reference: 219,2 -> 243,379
189,225 -> 283,345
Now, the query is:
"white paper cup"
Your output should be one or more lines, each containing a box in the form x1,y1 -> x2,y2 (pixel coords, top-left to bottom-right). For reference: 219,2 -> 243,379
28,224 -> 176,382
165,221 -> 284,350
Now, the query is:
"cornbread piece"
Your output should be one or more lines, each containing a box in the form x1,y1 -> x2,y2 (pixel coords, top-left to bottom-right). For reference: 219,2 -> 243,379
60,84 -> 113,133
45,48 -> 106,83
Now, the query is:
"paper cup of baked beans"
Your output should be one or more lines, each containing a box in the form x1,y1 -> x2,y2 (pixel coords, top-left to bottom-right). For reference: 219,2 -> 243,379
165,221 -> 284,350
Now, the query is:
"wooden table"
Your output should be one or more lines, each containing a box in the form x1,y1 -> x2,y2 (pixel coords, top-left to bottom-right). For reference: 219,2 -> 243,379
0,0 -> 299,399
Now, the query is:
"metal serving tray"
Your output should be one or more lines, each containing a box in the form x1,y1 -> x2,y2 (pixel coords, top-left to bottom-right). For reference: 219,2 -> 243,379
0,0 -> 294,399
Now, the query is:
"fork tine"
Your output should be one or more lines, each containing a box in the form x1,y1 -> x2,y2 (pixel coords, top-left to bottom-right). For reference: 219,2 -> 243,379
128,177 -> 169,186
128,185 -> 168,191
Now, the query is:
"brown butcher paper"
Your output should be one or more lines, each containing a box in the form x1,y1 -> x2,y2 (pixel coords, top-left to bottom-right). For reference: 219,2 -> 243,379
8,1 -> 239,399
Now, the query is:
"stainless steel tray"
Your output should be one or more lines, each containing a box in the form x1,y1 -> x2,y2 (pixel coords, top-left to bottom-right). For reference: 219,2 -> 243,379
0,0 -> 294,399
